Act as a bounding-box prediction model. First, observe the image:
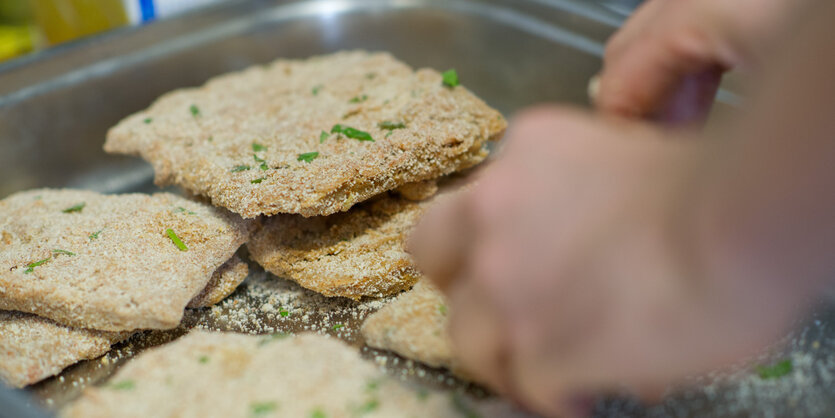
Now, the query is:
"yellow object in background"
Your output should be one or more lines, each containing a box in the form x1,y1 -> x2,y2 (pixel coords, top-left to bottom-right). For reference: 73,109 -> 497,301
0,0 -> 35,62
31,0 -> 128,45
0,24 -> 34,61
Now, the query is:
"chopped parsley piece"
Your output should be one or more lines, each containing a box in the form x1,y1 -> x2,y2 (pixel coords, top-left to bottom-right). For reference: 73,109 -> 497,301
198,355 -> 209,364
52,249 -> 75,256
378,121 -> 406,130
319,130 -> 329,143
417,388 -> 429,401
251,177 -> 266,184
297,152 -> 319,163
279,308 -> 290,317
258,332 -> 290,346
231,165 -> 251,172
190,104 -> 200,117
250,401 -> 278,415
24,258 -> 50,274
176,207 -> 196,215
312,84 -> 323,96
332,323 -> 344,330
331,124 -> 374,142
109,380 -> 135,390
358,399 -> 379,413
62,202 -> 86,213
365,379 -> 380,392
385,131 -> 393,138
165,228 -> 188,252
89,230 -> 103,240
143,117 -> 153,124
208,136 -> 214,142
442,69 -> 459,87
349,94 -> 368,103
252,142 -> 267,152
438,304 -> 448,316
252,155 -> 269,170
757,359 -> 793,379
451,393 -> 479,418
310,408 -> 327,418
365,72 -> 376,79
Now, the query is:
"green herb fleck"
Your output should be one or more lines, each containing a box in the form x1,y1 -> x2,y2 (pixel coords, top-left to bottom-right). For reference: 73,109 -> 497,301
198,355 -> 209,364
52,249 -> 75,256
359,399 -> 379,413
442,69 -> 459,87
258,332 -> 290,346
89,230 -> 103,240
451,393 -> 480,418
62,202 -> 86,213
310,408 -> 327,418
250,401 -> 278,416
378,121 -> 406,130
331,124 -> 374,142
166,228 -> 188,252
252,142 -> 267,152
365,73 -> 376,79
251,177 -> 266,184
757,359 -> 793,379
365,379 -> 380,392
176,207 -> 196,215
279,308 -> 290,317
385,131 -> 393,138
332,323 -> 344,330
252,155 -> 269,170
417,388 -> 429,401
143,117 -> 153,124
297,152 -> 319,163
312,85 -> 323,96
438,304 -> 448,316
24,258 -> 50,274
208,136 -> 214,142
349,94 -> 368,103
231,165 -> 251,172
109,380 -> 135,391
190,104 -> 200,117
319,130 -> 329,143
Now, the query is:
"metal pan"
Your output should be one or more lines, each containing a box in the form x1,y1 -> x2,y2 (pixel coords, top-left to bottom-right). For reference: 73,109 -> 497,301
0,1 -> 831,417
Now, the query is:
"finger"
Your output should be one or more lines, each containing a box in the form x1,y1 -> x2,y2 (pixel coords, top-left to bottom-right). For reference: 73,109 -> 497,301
408,193 -> 473,291
447,279 -> 513,394
604,0 -> 670,63
597,14 -> 737,119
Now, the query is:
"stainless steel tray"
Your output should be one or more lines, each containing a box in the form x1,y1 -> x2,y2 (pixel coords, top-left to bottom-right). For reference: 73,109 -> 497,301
0,1 -> 832,417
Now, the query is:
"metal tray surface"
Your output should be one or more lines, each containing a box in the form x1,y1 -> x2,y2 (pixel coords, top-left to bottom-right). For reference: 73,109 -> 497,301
0,1 -> 832,417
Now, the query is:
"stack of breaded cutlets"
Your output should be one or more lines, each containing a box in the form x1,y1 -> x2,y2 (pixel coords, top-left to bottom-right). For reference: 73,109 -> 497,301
0,51 -> 505,412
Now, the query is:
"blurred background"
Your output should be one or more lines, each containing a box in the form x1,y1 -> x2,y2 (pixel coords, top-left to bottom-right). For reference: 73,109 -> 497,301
0,0 -> 642,63
0,0 -> 230,62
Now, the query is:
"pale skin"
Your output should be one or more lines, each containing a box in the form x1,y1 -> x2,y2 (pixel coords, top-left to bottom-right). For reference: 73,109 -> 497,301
410,0 -> 835,417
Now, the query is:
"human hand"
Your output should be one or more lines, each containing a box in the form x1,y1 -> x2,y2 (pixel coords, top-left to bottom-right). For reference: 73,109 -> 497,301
410,107 -> 806,417
595,0 -> 801,125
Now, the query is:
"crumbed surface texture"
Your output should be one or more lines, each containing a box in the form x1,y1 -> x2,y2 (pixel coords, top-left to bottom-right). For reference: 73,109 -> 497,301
62,331 -> 489,418
395,179 -> 439,201
187,255 -> 248,308
362,281 -> 465,376
247,192 -> 431,299
0,189 -> 253,331
0,311 -> 130,388
104,51 -> 506,218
